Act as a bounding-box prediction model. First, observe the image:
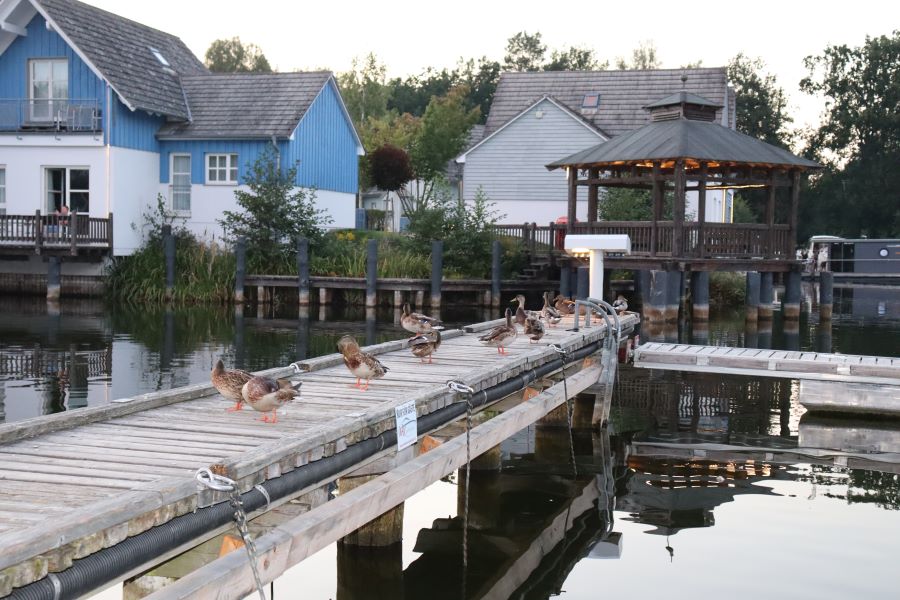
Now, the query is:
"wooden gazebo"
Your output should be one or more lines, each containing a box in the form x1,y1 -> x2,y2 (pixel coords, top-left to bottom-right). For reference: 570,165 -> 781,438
547,91 -> 821,272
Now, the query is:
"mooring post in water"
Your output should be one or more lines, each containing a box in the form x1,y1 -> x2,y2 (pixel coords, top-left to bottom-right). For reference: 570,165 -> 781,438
560,263 -> 571,299
665,270 -> 681,322
819,271 -> 834,321
759,272 -> 774,320
163,225 -> 175,301
297,237 -> 310,306
690,271 -> 709,321
783,270 -> 801,319
745,272 -> 760,323
46,256 -> 61,301
234,237 -> 246,304
366,238 -> 378,308
491,240 -> 501,308
337,543 -> 403,599
575,266 -> 589,300
645,270 -> 667,324
430,240 -> 443,309
634,269 -> 651,310
338,473 -> 404,546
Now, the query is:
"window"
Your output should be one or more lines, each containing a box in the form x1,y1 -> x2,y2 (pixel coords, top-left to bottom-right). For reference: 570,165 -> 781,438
581,93 -> 601,109
206,154 -> 238,184
149,47 -> 170,67
0,168 -> 5,216
29,59 -> 68,122
44,167 -> 89,213
171,154 -> 191,212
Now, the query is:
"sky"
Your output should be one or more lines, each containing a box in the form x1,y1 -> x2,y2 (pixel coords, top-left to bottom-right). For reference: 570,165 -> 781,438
82,0 -> 897,133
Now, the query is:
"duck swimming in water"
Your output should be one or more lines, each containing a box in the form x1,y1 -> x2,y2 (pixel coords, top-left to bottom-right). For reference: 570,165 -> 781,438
410,329 -> 441,363
479,308 -> 518,354
400,303 -> 443,338
241,376 -> 302,423
211,359 -> 254,412
337,335 -> 389,391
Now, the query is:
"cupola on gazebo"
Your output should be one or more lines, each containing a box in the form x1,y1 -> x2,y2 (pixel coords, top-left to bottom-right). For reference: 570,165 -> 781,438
547,90 -> 821,272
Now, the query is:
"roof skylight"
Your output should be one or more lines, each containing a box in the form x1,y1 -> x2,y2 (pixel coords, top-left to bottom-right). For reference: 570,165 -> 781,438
149,47 -> 170,67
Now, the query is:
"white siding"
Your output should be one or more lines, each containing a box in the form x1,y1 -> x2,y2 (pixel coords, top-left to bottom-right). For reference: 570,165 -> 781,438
109,147 -> 157,255
462,98 -> 604,225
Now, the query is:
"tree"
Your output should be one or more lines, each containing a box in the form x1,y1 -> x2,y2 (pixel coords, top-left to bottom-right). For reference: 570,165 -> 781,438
799,31 -> 900,239
545,46 -> 607,71
369,145 -> 414,192
410,85 -> 480,198
338,53 -> 391,126
204,38 -> 272,72
616,41 -> 661,70
219,148 -> 330,271
599,189 -> 652,221
727,53 -> 792,147
504,31 -> 547,72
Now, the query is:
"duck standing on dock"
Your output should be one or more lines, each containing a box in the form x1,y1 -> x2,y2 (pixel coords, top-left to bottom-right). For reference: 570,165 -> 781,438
524,313 -> 545,343
400,303 -> 444,338
541,292 -> 562,327
512,294 -> 530,327
613,295 -> 629,315
211,359 -> 254,412
410,330 -> 441,363
479,308 -> 518,354
241,376 -> 302,423
337,335 -> 389,391
554,295 -> 576,315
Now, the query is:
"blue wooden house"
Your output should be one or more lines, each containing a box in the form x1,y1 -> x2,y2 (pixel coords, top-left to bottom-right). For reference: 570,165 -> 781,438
0,0 -> 362,255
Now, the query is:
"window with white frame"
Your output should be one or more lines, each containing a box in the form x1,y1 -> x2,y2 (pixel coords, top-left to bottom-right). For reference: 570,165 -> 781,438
206,154 -> 238,184
44,167 -> 89,213
29,59 -> 68,122
0,168 -> 6,216
171,154 -> 191,212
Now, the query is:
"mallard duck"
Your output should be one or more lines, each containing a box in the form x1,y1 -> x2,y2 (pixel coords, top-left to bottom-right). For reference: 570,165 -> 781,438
554,294 -> 576,315
337,335 -> 388,391
241,376 -> 301,423
511,294 -> 530,327
541,292 -> 562,327
211,359 -> 254,412
479,308 -> 517,354
401,303 -> 443,338
613,294 -> 628,315
410,330 -> 441,363
524,314 -> 545,343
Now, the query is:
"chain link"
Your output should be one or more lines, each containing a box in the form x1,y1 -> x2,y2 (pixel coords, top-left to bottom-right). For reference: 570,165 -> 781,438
196,468 -> 267,600
447,380 -> 473,600
550,345 -> 578,480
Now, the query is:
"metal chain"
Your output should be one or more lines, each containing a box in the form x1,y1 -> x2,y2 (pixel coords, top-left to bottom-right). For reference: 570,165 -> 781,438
196,468 -> 267,600
550,345 -> 578,480
447,381 -> 475,600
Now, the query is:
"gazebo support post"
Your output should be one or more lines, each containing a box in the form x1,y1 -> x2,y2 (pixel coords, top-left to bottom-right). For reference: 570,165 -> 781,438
673,159 -> 686,258
789,169 -> 801,255
766,174 -> 777,258
697,162 -> 707,258
587,167 -> 599,224
566,167 -> 577,233
650,162 -> 661,257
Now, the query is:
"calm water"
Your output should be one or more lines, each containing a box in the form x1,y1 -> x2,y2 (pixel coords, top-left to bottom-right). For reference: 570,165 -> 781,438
1,284 -> 899,599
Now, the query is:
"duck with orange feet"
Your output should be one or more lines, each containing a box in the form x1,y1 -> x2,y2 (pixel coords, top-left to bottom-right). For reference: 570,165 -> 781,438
211,358 -> 254,412
479,308 -> 517,354
337,335 -> 389,391
241,376 -> 302,423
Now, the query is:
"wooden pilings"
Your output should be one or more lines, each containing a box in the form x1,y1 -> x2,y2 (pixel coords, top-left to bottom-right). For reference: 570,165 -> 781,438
234,238 -> 246,304
759,272 -> 774,320
664,271 -> 681,322
366,239 -> 378,308
560,264 -> 571,299
575,266 -> 589,300
430,240 -> 443,309
297,237 -> 310,306
645,270 -> 667,324
338,474 -> 404,547
783,270 -> 802,319
819,271 -> 834,321
745,272 -> 760,323
46,256 -> 60,301
690,271 -> 709,321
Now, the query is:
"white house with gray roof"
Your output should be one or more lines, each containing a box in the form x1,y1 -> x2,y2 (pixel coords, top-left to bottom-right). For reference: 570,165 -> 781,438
456,68 -> 736,225
0,0 -> 362,255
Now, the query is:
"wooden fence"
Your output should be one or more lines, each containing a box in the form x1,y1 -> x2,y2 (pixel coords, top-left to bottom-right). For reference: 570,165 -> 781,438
0,212 -> 112,254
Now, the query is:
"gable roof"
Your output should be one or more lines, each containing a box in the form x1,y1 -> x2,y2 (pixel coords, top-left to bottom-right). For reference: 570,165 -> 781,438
32,0 -> 206,119
157,72 -> 333,139
485,68 -> 733,138
547,118 -> 821,170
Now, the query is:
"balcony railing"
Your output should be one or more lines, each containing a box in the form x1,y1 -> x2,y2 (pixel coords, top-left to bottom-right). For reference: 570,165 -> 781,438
0,98 -> 102,133
0,212 -> 112,254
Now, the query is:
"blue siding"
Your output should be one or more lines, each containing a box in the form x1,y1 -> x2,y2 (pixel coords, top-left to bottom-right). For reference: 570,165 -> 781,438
287,80 -> 359,193
110,97 -> 163,152
158,140 -> 272,183
0,14 -> 104,107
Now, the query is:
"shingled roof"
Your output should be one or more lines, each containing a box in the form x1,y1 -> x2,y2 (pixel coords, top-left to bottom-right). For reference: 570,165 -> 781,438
157,72 -> 333,139
546,118 -> 821,170
35,0 -> 207,119
485,68 -> 733,138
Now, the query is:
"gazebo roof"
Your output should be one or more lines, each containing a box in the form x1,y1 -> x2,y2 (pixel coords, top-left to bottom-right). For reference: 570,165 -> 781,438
644,91 -> 722,109
547,118 -> 821,170
547,119 -> 821,170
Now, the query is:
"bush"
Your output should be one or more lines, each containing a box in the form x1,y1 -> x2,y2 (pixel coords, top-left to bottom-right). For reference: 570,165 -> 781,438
709,271 -> 746,307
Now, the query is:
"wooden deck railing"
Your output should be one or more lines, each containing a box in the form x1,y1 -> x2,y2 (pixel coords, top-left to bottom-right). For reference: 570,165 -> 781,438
0,212 -> 112,254
494,221 -> 792,259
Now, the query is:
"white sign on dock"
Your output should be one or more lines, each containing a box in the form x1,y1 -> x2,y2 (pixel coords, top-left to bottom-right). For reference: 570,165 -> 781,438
395,401 -> 418,450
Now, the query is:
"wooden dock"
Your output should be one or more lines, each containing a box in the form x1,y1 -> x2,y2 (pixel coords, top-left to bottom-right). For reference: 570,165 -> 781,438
0,312 -> 637,598
633,343 -> 900,385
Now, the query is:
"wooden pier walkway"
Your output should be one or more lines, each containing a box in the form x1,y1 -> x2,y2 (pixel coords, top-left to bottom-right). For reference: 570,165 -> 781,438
0,312 -> 637,598
633,343 -> 900,385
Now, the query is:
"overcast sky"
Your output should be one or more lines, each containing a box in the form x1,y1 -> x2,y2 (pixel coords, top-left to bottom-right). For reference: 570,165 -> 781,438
84,0 -> 896,132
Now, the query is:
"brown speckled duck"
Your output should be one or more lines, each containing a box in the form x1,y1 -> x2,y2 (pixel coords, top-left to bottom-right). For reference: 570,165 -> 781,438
541,292 -> 562,327
479,308 -> 517,354
401,303 -> 444,338
337,335 -> 389,391
241,376 -> 302,423
554,294 -> 576,315
511,294 -> 530,327
410,330 -> 441,364
524,314 -> 545,343
211,359 -> 254,412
